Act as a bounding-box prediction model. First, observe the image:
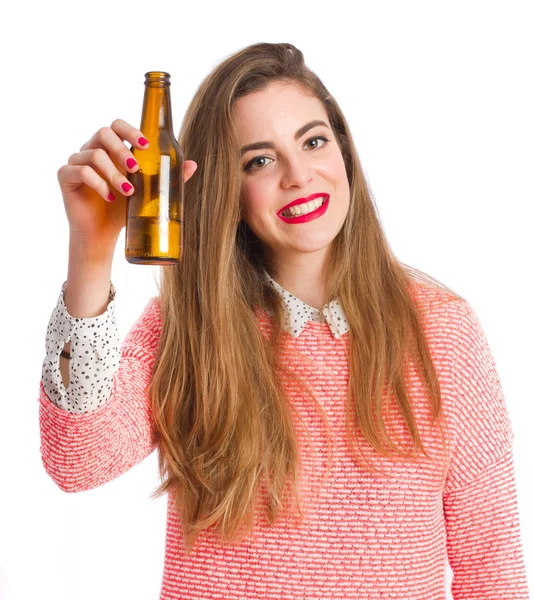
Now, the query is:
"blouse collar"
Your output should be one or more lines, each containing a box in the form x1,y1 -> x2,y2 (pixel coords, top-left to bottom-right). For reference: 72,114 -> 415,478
262,269 -> 349,339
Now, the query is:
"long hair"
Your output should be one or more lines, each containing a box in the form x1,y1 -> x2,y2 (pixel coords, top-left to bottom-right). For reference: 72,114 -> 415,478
148,42 -> 464,555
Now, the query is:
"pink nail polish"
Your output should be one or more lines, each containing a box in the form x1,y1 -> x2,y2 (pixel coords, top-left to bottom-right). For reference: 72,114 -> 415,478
121,182 -> 133,193
138,137 -> 149,146
108,192 -> 115,202
126,158 -> 137,169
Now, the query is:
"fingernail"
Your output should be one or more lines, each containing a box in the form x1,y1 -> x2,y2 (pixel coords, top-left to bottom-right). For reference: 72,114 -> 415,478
138,137 -> 149,146
108,192 -> 115,202
126,158 -> 137,169
121,182 -> 133,193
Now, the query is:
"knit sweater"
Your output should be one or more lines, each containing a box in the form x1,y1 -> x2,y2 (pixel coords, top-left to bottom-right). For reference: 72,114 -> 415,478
38,278 -> 530,599
40,270 -> 348,414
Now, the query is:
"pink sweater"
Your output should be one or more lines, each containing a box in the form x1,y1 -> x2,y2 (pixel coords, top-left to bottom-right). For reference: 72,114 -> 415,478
38,284 -> 530,599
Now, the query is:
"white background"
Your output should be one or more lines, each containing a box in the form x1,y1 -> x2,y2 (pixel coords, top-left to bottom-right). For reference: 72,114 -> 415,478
0,0 -> 532,598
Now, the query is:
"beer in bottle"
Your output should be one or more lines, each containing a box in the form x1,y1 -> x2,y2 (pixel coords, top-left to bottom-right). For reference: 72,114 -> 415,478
125,71 -> 184,264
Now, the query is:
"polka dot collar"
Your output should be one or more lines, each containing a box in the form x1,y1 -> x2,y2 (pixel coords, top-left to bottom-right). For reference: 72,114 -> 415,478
262,269 -> 349,339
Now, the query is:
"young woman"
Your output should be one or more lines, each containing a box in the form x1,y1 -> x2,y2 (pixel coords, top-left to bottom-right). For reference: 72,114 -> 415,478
40,42 -> 530,599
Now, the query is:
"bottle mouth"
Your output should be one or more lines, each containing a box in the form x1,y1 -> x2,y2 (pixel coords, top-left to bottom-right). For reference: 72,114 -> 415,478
144,71 -> 171,87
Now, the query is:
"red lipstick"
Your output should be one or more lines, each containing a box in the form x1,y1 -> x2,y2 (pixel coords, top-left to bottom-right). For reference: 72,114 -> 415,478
277,193 -> 329,224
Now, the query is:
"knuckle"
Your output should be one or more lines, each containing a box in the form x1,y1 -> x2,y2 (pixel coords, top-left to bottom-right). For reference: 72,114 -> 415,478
96,126 -> 110,142
79,165 -> 93,180
110,118 -> 123,129
91,147 -> 107,163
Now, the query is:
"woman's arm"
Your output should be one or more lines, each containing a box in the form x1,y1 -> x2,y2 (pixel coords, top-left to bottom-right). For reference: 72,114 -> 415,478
443,300 -> 529,598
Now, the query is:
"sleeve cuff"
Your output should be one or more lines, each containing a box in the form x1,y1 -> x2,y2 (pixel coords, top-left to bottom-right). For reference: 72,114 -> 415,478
41,281 -> 120,413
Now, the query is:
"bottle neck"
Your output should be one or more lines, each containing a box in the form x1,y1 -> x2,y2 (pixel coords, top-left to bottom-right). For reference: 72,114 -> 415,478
140,85 -> 173,136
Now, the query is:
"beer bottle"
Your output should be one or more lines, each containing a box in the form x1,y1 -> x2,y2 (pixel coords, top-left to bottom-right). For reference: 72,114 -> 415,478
125,71 -> 184,264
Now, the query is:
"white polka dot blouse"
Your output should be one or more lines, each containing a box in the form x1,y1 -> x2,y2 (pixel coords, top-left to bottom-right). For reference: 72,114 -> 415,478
41,272 -> 348,414
41,281 -> 120,414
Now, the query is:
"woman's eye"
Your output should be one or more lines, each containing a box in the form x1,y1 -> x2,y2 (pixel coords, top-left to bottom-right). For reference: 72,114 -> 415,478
244,135 -> 330,172
306,136 -> 328,150
246,156 -> 273,171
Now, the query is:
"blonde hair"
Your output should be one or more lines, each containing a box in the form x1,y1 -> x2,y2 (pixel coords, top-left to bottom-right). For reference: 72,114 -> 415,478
148,42 -> 464,555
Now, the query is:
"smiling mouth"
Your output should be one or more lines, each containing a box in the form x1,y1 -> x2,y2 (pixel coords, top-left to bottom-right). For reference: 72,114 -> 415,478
280,196 -> 327,218
277,196 -> 330,224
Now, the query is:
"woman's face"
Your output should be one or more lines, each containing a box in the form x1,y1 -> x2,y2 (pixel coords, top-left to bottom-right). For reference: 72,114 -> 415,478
235,81 -> 351,266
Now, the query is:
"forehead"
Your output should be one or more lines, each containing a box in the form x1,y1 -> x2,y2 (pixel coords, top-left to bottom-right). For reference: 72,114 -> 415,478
233,81 -> 327,134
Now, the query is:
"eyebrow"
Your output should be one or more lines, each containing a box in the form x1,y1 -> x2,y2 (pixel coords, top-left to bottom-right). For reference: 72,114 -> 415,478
240,119 -> 330,156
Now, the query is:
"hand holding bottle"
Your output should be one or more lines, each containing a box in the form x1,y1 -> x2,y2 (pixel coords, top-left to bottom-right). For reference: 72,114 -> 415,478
57,118 -> 198,260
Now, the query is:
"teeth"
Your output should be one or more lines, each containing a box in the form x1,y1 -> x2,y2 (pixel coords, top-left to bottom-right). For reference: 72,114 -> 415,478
281,196 -> 326,218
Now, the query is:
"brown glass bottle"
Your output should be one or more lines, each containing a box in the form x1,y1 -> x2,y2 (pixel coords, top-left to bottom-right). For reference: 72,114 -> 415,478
125,71 -> 184,264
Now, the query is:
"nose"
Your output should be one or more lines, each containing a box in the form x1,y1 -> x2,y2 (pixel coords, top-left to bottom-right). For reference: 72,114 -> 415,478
279,153 -> 314,189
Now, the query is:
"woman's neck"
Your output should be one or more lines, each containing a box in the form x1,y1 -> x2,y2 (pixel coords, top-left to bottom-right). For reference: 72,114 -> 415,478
265,251 -> 329,309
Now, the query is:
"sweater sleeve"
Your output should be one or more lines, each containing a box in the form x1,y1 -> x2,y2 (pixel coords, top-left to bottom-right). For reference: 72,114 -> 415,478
38,288 -> 162,493
442,300 -> 530,598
